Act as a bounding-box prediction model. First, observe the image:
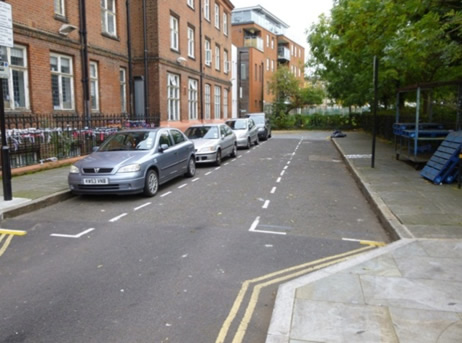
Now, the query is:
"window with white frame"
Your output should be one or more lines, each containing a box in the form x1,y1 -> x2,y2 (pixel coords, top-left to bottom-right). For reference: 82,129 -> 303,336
120,68 -> 127,113
215,45 -> 220,71
50,53 -> 74,110
223,88 -> 228,119
54,0 -> 65,16
204,84 -> 211,120
1,46 -> 29,110
271,60 -> 274,72
89,61 -> 99,111
214,4 -> 220,29
205,38 -> 211,66
223,50 -> 229,74
204,0 -> 210,21
271,37 -> 274,49
188,26 -> 195,58
266,58 -> 269,71
167,73 -> 180,121
170,16 -> 179,51
214,86 -> 221,119
266,35 -> 269,47
187,0 -> 194,9
101,0 -> 117,36
223,12 -> 228,36
188,79 -> 198,120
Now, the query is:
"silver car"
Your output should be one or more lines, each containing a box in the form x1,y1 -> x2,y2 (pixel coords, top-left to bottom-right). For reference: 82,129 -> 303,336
68,128 -> 196,197
184,124 -> 237,165
225,118 -> 259,149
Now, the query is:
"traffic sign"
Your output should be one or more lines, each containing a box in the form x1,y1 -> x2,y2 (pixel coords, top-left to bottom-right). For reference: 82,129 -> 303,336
0,2 -> 13,48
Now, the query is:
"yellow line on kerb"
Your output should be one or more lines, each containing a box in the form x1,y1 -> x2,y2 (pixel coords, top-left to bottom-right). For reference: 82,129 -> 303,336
215,245 -> 375,343
360,240 -> 386,247
0,229 -> 27,236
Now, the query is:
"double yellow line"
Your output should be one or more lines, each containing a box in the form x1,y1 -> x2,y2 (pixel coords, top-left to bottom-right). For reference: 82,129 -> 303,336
215,243 -> 380,343
0,229 -> 27,258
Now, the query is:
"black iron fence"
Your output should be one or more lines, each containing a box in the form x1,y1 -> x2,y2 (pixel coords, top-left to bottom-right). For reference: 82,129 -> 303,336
1,113 -> 160,169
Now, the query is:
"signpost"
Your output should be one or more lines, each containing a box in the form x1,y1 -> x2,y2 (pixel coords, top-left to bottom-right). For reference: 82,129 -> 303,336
0,1 -> 13,201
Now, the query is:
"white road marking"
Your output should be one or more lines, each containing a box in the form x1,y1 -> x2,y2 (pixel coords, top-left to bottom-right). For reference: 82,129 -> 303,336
51,228 -> 95,238
205,171 -> 213,176
224,162 -> 230,166
134,203 -> 151,211
109,213 -> 128,222
280,170 -> 285,176
178,183 -> 188,189
192,178 -> 200,182
270,187 -> 276,194
161,191 -> 172,197
276,177 -> 281,183
215,167 -> 221,171
231,159 -> 237,162
284,166 -> 288,170
262,200 -> 270,209
249,217 -> 287,236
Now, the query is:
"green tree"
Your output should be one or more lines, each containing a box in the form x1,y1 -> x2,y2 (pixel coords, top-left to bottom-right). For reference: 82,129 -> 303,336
269,66 -> 324,118
307,0 -> 462,108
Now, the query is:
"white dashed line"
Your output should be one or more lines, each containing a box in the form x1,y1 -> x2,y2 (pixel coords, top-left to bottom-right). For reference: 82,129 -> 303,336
271,187 -> 276,194
205,171 -> 213,176
109,213 -> 128,222
134,203 -> 151,211
262,200 -> 270,209
51,228 -> 95,238
280,170 -> 285,176
192,178 -> 200,182
215,167 -> 221,171
276,177 -> 281,183
178,184 -> 188,189
161,191 -> 172,197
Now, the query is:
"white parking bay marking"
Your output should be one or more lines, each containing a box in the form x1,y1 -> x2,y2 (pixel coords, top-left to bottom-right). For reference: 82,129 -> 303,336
249,217 -> 287,236
276,177 -> 281,183
205,171 -> 213,176
134,203 -> 151,211
178,183 -> 188,189
271,187 -> 276,194
262,200 -> 270,209
161,191 -> 172,197
215,167 -> 221,171
51,228 -> 95,238
192,178 -> 200,182
109,213 -> 128,222
280,170 -> 285,176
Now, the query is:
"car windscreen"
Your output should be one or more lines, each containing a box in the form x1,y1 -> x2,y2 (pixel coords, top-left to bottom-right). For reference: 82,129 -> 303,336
250,116 -> 264,125
226,119 -> 247,130
185,126 -> 219,139
98,131 -> 157,151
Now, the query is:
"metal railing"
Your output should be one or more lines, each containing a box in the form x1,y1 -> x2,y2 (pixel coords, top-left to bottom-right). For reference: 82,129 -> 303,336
1,113 -> 160,169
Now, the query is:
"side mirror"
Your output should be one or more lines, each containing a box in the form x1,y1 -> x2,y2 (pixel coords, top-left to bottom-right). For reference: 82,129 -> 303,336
159,144 -> 169,152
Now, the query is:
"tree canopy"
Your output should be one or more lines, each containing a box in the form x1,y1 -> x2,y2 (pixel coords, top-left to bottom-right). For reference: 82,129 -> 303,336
307,0 -> 462,108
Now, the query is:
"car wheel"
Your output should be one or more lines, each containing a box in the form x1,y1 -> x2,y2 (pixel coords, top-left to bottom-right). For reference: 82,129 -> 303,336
215,149 -> 222,166
255,136 -> 260,145
143,169 -> 159,197
230,143 -> 237,158
246,138 -> 251,149
268,130 -> 272,138
185,156 -> 196,177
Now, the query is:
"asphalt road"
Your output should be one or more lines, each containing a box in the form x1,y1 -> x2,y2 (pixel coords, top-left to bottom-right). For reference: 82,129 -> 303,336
0,132 -> 390,343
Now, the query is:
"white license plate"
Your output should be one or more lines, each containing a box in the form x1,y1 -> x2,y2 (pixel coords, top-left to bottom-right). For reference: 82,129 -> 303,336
83,178 -> 109,185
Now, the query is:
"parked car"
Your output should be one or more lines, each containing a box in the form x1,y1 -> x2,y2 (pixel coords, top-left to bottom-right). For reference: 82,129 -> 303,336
225,118 -> 259,149
247,112 -> 272,140
68,128 -> 196,197
184,124 -> 237,165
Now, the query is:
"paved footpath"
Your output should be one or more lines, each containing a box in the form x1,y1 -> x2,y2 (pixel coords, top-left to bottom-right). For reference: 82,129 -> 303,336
0,131 -> 461,342
266,131 -> 462,343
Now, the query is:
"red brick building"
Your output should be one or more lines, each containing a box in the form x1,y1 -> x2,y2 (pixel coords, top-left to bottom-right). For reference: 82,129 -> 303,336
2,0 -> 234,130
231,6 -> 305,115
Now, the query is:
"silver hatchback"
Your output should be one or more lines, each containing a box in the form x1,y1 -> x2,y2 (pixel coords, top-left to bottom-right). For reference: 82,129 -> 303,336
225,118 -> 259,149
68,128 -> 196,197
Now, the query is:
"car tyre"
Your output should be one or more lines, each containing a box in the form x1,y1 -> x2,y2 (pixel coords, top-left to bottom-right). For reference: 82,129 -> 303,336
255,136 -> 259,145
230,143 -> 237,158
246,138 -> 251,149
215,149 -> 222,166
143,169 -> 159,197
185,156 -> 196,177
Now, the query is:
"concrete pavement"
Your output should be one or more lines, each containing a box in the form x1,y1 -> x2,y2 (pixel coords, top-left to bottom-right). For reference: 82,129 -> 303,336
266,131 -> 462,343
0,131 -> 461,342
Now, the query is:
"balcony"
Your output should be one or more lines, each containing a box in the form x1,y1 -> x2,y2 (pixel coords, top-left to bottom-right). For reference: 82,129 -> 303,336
244,37 -> 264,52
278,46 -> 291,62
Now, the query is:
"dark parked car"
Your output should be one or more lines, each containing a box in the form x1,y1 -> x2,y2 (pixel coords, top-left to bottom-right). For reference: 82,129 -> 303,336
247,112 -> 272,140
68,128 -> 196,197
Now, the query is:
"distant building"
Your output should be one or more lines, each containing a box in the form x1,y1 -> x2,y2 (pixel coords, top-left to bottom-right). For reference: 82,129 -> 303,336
231,5 -> 305,116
